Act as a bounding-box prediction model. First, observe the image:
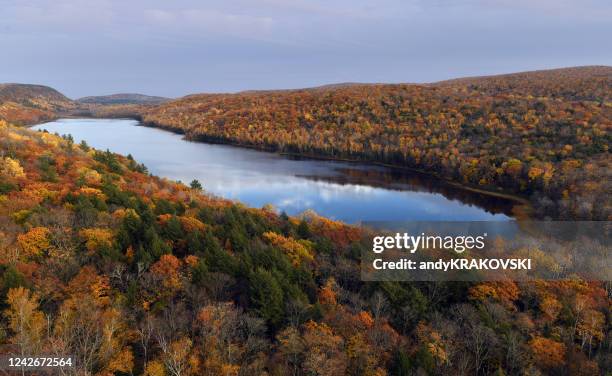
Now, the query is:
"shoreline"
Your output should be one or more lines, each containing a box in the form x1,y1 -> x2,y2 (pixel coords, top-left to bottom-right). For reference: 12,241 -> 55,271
29,116 -> 533,218
138,120 -> 531,210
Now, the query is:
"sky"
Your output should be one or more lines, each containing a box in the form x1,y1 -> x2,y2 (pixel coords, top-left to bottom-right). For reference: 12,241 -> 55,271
0,0 -> 610,98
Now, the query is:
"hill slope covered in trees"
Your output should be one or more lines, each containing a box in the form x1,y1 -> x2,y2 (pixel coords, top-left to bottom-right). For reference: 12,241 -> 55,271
77,93 -> 170,105
0,84 -> 76,125
0,85 -> 169,124
0,120 -> 610,375
432,66 -> 610,102
141,66 -> 612,220
76,94 -> 169,119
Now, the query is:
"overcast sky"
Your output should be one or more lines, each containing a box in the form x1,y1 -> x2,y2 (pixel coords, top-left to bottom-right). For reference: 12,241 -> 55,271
0,0 -> 610,98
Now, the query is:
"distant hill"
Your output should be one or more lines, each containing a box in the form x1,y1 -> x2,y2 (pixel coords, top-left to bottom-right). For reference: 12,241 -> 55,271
0,83 -> 75,125
238,82 -> 373,95
432,65 -> 611,101
0,83 -> 71,103
77,93 -> 170,105
237,66 -> 611,100
76,94 -> 170,120
142,66 -> 612,220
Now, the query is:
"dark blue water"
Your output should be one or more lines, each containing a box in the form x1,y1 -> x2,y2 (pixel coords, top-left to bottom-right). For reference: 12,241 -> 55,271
34,119 -> 514,223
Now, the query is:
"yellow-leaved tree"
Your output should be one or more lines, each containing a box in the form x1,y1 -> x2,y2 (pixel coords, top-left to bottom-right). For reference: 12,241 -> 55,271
1,157 -> 26,179
17,227 -> 51,260
4,287 -> 46,355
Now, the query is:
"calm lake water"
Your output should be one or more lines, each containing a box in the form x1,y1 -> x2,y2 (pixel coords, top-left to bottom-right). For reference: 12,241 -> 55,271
34,119 -> 514,223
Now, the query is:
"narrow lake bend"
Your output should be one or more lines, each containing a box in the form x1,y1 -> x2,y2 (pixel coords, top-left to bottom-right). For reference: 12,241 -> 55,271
33,119 -> 515,223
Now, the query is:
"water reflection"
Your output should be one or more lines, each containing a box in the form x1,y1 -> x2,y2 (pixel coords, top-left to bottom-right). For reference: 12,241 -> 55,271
33,119 -> 515,223
298,166 -> 516,217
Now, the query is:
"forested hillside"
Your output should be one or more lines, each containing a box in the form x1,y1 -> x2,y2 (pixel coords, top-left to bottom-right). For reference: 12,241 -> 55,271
142,66 -> 612,220
0,84 -> 76,125
433,66 -> 610,102
77,94 -> 168,119
0,85 -> 165,123
1,121 -> 610,374
78,93 -> 170,105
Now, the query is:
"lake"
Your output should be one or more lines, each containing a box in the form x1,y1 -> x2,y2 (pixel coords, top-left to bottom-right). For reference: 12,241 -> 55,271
33,118 -> 515,223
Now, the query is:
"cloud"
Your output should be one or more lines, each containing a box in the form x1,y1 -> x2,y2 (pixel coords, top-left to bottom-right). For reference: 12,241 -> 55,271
144,8 -> 274,39
418,0 -> 612,20
0,0 -> 115,34
1,1 -> 275,39
257,0 -> 418,20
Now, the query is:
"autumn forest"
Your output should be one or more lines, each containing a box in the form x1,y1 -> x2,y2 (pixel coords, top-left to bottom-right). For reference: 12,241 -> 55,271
141,67 -> 611,221
0,66 -> 610,375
